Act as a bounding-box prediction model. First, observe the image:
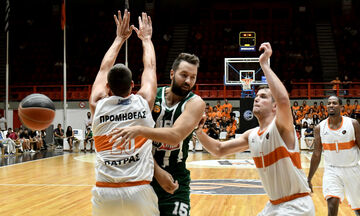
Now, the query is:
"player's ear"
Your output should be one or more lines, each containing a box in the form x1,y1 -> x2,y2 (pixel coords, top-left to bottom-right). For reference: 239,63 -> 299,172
272,102 -> 277,112
170,69 -> 175,80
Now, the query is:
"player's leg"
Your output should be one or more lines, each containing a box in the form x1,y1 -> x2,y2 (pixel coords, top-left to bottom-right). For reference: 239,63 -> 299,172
327,197 -> 340,216
323,166 -> 343,216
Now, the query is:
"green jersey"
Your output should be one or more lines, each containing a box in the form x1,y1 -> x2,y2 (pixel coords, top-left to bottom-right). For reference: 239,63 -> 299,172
151,86 -> 199,216
152,86 -> 197,175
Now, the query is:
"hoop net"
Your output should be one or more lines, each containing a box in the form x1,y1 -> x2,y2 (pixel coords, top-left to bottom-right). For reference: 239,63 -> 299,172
240,79 -> 253,90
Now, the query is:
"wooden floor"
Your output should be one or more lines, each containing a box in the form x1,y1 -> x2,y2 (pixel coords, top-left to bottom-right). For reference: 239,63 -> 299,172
0,151 -> 356,216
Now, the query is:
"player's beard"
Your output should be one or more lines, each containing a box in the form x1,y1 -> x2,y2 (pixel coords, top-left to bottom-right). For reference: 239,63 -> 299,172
171,76 -> 193,97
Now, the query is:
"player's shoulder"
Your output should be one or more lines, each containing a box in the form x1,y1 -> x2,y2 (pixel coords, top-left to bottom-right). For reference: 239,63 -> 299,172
186,94 -> 205,107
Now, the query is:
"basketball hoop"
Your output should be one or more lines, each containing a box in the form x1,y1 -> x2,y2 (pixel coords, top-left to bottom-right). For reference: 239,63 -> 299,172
241,79 -> 253,90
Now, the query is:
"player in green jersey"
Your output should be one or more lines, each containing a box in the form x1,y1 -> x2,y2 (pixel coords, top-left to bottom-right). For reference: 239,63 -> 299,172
110,53 -> 205,215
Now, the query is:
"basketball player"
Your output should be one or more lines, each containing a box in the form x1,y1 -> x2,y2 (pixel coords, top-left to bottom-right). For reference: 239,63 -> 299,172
109,53 -> 205,215
89,10 -> 159,216
307,96 -> 360,216
194,42 -> 315,215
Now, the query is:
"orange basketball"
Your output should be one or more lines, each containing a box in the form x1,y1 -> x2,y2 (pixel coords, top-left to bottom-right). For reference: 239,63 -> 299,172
18,93 -> 56,130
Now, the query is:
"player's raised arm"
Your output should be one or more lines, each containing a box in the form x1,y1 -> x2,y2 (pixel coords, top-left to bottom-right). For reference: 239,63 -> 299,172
134,12 -> 157,109
259,42 -> 294,149
89,10 -> 133,115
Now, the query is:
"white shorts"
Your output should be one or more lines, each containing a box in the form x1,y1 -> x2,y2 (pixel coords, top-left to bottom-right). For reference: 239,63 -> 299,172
323,165 -> 360,210
92,184 -> 159,216
258,195 -> 315,216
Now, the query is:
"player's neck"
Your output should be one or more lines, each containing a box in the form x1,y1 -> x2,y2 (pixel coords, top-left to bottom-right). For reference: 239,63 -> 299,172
165,87 -> 184,107
257,114 -> 275,131
328,115 -> 342,125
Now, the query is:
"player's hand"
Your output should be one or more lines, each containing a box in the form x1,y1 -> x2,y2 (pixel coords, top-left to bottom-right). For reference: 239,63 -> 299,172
133,12 -> 152,41
155,167 -> 179,194
108,126 -> 142,144
307,180 -> 313,193
114,9 -> 134,41
195,114 -> 206,133
259,42 -> 272,67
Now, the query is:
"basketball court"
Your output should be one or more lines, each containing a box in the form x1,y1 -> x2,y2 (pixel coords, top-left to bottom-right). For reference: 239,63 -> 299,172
0,150 -> 356,216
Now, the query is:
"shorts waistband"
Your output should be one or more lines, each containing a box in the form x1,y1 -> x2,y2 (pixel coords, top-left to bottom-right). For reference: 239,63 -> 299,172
96,180 -> 150,188
270,192 -> 310,205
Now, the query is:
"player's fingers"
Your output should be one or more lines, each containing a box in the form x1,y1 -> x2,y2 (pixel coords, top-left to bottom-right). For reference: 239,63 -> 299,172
109,133 -> 121,143
138,16 -> 142,29
133,26 -> 139,35
148,16 -> 152,26
142,12 -> 147,24
113,14 -> 119,26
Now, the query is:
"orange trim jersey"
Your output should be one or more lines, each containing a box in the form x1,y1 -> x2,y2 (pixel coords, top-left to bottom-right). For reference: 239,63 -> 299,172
319,116 -> 359,167
92,95 -> 155,186
248,119 -> 310,203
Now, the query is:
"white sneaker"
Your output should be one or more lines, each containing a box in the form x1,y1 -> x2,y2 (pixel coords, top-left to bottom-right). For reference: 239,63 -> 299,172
30,150 -> 36,153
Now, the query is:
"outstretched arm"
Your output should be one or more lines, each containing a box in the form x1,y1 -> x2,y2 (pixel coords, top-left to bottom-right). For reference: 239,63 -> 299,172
134,13 -> 157,109
307,125 -> 323,192
153,159 -> 179,194
194,116 -> 251,157
259,42 -> 294,149
89,10 -> 134,115
109,96 -> 205,145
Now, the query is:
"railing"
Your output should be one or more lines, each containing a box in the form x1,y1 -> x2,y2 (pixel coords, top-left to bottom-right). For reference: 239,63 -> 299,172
8,82 -> 360,101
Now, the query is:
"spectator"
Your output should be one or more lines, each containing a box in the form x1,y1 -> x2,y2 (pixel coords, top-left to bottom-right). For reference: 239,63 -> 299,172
319,101 -> 327,112
302,100 -> 310,113
292,101 -> 300,112
84,111 -> 92,129
84,127 -> 94,153
311,102 -> 319,113
342,75 -> 352,95
20,128 -> 33,152
302,121 -> 309,129
331,76 -> 341,92
0,113 -> 7,131
205,103 -> 213,112
3,128 -> 21,154
296,106 -> 306,121
30,130 -> 43,152
308,108 -> 315,119
304,124 -> 315,149
302,114 -> 313,126
214,100 -> 222,112
344,99 -> 353,115
222,99 -> 232,112
40,130 -> 47,150
66,126 -> 75,152
340,106 -> 349,116
319,107 -> 328,119
352,100 -> 360,120
312,114 -> 320,125
54,124 -> 65,149
222,107 -> 231,120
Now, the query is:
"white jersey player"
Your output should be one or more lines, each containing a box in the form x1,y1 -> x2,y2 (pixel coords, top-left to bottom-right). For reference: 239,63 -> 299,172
194,42 -> 315,215
89,10 -> 159,216
308,96 -> 360,216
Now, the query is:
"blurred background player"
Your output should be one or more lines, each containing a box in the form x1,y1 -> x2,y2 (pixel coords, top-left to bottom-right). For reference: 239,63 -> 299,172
308,96 -> 360,216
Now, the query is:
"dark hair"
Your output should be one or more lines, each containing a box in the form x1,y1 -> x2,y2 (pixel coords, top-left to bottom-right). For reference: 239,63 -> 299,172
107,63 -> 132,96
328,95 -> 342,105
171,53 -> 200,72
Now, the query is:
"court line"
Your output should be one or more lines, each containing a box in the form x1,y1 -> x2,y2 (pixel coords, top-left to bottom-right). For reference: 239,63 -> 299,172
0,183 -> 93,187
0,154 -> 66,168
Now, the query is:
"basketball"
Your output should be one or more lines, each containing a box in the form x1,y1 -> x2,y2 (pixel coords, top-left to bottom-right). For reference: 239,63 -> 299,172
18,93 -> 56,130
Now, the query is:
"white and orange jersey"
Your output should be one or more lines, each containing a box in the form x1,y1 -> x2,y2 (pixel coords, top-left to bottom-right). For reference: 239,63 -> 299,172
248,119 -> 310,204
92,94 -> 155,187
319,116 -> 359,167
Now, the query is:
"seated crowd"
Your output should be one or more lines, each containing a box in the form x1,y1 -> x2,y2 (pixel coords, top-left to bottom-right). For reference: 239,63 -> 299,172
202,99 -> 239,140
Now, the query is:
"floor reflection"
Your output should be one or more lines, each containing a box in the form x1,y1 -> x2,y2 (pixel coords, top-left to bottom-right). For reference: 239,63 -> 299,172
0,150 -> 66,167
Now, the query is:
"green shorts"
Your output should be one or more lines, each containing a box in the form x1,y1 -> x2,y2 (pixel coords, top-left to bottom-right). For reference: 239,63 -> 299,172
151,171 -> 191,216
